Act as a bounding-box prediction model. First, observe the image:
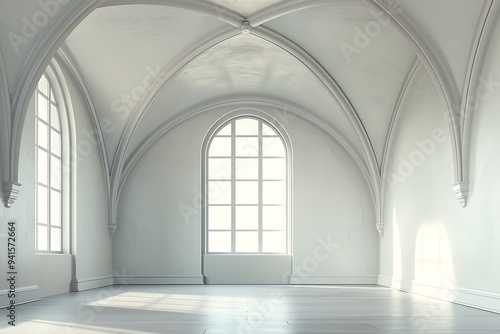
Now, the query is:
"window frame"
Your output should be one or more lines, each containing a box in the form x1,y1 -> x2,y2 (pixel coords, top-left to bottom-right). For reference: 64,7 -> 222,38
34,66 -> 71,254
202,112 -> 292,255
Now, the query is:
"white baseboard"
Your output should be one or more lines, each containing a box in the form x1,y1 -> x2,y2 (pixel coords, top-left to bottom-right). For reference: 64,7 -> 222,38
291,275 -> 378,285
378,275 -> 500,314
113,275 -> 204,285
0,285 -> 40,308
70,276 -> 114,292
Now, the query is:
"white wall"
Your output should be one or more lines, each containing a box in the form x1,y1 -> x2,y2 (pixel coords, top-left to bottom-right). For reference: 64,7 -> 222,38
379,27 -> 500,313
113,104 -> 379,284
0,61 -> 112,307
62,60 -> 113,291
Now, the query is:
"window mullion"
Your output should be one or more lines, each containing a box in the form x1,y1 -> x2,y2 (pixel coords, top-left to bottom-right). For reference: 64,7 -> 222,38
231,120 -> 236,253
258,120 -> 263,253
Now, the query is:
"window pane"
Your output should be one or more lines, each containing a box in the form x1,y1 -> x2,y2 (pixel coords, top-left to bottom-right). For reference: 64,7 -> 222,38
262,181 -> 286,204
209,137 -> 231,156
51,105 -> 61,131
37,121 -> 49,149
235,206 -> 258,230
262,137 -> 285,157
235,231 -> 258,252
263,206 -> 286,230
208,206 -> 231,230
38,75 -> 49,96
51,191 -> 61,227
37,149 -> 48,185
51,156 -> 62,190
37,94 -> 49,121
208,158 -> 231,180
208,181 -> 231,204
263,158 -> 286,180
235,158 -> 258,180
216,123 -> 231,136
37,185 -> 48,225
235,181 -> 258,204
208,231 -> 231,252
51,129 -> 61,157
235,118 -> 258,135
37,225 -> 48,251
235,137 -> 258,157
50,228 -> 62,252
262,123 -> 278,136
263,231 -> 286,253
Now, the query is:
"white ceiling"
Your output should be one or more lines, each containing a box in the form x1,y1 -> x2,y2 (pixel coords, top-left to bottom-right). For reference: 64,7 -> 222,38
0,0 -> 489,178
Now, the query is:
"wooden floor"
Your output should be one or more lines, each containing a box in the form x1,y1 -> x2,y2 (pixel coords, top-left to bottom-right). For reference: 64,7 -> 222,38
2,285 -> 500,333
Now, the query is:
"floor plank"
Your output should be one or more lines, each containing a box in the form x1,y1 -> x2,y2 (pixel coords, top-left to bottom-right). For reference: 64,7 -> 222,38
1,285 -> 500,333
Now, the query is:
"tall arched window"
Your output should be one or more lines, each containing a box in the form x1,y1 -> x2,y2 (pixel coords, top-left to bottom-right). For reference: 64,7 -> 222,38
205,116 -> 290,254
35,74 -> 63,252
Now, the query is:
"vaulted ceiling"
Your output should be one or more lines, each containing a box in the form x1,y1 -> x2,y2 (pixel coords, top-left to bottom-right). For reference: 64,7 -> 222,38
0,1 -> 497,227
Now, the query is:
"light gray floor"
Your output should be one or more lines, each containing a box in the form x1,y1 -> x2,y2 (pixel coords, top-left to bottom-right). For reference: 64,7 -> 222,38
2,285 -> 500,333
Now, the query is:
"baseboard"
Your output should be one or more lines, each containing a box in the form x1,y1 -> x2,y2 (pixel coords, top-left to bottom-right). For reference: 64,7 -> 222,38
378,275 -> 500,314
113,275 -> 204,285
70,275 -> 114,292
290,275 -> 378,285
0,285 -> 40,308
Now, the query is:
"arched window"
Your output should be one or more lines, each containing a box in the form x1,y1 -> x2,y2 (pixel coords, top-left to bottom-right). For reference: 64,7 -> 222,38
35,74 -> 63,252
205,116 -> 290,254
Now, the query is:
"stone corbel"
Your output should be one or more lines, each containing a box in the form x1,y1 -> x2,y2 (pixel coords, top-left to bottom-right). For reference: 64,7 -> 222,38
453,181 -> 470,208
2,182 -> 21,208
108,222 -> 117,237
376,222 -> 384,238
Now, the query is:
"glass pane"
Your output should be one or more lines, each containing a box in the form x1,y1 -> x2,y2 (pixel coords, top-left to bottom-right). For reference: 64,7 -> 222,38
235,181 -> 258,204
51,156 -> 62,190
235,118 -> 258,135
235,158 -> 258,180
263,231 -> 286,253
208,181 -> 231,204
37,94 -> 49,121
263,158 -> 286,180
216,123 -> 231,136
38,75 -> 49,96
208,231 -> 231,252
262,181 -> 286,204
50,228 -> 62,252
37,149 -> 48,185
262,123 -> 278,136
235,206 -> 258,230
37,121 -> 49,149
262,137 -> 285,157
263,206 -> 286,230
235,231 -> 258,252
235,137 -> 259,157
209,137 -> 231,156
208,158 -> 231,180
208,206 -> 231,230
51,129 -> 61,157
37,225 -> 48,251
51,105 -> 61,131
50,191 -> 61,227
37,185 -> 48,225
